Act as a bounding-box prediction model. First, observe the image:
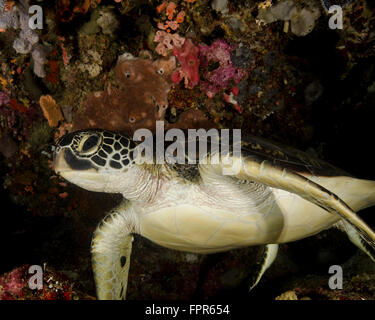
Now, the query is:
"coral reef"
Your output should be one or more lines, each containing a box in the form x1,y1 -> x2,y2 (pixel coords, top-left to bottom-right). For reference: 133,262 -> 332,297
56,0 -> 91,23
0,95 -> 40,148
154,31 -> 185,57
0,0 -> 48,77
31,44 -> 49,78
171,38 -> 200,89
39,95 -> 65,128
77,49 -> 103,78
0,133 -> 17,158
168,109 -> 215,130
0,264 -> 94,300
154,1 -> 187,56
72,53 -> 175,134
211,0 -> 229,15
272,253 -> 375,300
0,91 -> 10,106
156,1 -> 186,31
257,0 -> 321,37
96,7 -> 119,36
199,39 -> 248,98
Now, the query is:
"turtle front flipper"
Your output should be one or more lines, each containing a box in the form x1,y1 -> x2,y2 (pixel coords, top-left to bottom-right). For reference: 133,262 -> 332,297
249,244 -> 279,291
91,201 -> 139,300
209,155 -> 375,253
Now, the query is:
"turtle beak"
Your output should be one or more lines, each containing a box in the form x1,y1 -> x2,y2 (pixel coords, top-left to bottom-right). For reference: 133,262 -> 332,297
53,147 -> 110,193
53,148 -> 71,175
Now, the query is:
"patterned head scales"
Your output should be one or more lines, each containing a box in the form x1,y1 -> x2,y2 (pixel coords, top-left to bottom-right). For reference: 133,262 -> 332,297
54,130 -> 137,172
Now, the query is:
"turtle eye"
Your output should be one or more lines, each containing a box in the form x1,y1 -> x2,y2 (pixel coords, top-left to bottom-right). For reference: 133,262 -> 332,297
83,135 -> 99,150
79,134 -> 101,155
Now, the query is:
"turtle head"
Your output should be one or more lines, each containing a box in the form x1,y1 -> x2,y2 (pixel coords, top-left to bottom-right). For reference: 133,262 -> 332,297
53,130 -> 136,193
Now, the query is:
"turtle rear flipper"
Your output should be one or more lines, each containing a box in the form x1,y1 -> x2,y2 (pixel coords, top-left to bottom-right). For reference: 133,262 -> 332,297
91,201 -> 138,300
336,220 -> 375,262
249,244 -> 279,291
211,155 -> 375,253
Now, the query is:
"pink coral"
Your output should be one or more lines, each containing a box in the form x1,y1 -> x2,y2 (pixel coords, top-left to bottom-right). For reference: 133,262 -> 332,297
171,39 -> 200,89
154,31 -> 185,57
0,267 -> 24,299
199,39 -> 233,66
166,20 -> 179,31
198,39 -> 248,98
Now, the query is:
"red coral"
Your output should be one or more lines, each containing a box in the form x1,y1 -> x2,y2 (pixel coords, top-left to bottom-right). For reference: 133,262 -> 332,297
45,60 -> 59,84
172,39 -> 200,89
9,99 -> 27,113
157,2 -> 168,13
57,0 -> 90,23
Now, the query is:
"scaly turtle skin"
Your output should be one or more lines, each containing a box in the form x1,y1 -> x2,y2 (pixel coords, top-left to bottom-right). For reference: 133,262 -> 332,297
53,129 -> 375,299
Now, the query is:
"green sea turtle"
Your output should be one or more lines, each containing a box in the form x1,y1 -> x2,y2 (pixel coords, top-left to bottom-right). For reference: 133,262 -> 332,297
53,129 -> 375,299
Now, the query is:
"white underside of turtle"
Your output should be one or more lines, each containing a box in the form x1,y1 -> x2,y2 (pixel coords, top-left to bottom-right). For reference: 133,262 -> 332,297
138,175 -> 373,252
53,130 -> 375,299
